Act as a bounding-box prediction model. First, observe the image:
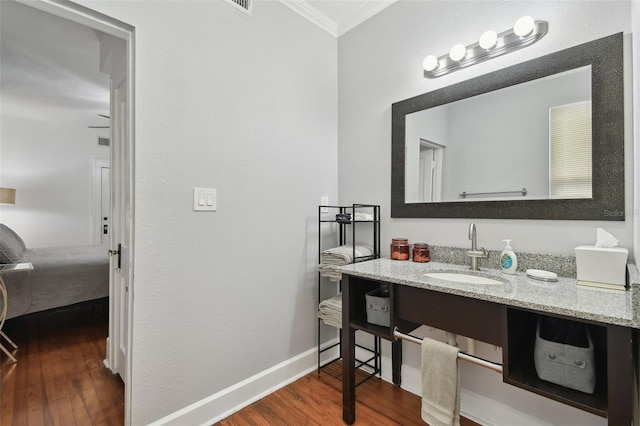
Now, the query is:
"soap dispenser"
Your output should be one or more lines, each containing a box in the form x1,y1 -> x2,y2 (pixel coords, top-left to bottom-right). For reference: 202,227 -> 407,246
500,239 -> 518,274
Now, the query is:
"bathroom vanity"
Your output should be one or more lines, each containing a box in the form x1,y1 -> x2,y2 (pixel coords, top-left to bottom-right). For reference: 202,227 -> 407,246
339,259 -> 639,425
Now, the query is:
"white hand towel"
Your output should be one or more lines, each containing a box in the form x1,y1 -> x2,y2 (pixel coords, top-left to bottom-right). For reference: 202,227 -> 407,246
421,337 -> 461,426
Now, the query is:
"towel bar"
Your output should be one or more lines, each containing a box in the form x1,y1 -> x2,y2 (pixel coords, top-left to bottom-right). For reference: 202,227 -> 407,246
393,328 -> 503,373
458,188 -> 527,198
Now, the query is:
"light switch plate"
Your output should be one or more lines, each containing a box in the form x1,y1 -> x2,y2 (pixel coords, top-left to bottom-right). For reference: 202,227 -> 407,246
194,188 -> 216,211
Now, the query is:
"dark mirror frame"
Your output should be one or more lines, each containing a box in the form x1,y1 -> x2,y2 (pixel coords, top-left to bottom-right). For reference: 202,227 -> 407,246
391,32 -> 624,220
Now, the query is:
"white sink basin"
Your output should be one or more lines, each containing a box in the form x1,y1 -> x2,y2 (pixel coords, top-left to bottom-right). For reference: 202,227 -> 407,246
424,272 -> 504,285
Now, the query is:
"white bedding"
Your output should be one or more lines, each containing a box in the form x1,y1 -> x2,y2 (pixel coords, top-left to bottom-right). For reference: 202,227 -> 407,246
3,243 -> 109,319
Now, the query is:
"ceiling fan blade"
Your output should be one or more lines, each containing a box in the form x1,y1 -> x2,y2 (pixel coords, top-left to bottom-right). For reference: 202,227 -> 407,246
98,114 -> 111,119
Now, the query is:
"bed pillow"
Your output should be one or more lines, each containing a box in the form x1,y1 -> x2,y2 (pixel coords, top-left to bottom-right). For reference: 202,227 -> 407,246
0,224 -> 26,264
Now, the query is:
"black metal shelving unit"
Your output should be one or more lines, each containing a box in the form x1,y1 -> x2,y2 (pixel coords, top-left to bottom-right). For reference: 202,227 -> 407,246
317,204 -> 381,384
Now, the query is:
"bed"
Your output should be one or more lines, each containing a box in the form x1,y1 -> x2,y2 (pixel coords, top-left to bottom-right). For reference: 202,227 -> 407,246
0,224 -> 109,319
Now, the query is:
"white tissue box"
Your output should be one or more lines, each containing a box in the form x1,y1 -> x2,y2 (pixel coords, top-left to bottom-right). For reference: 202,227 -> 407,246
575,245 -> 628,289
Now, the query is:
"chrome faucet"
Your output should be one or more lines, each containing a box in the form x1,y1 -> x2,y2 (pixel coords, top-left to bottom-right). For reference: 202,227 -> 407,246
467,223 -> 488,271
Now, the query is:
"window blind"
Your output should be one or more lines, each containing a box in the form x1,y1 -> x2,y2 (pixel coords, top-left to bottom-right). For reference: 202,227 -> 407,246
549,101 -> 592,199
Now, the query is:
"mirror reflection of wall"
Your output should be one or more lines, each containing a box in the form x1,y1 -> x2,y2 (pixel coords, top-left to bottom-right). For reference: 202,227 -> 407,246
405,66 -> 591,203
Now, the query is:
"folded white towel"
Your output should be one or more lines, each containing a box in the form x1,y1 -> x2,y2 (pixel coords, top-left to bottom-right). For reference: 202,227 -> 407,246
354,212 -> 374,221
318,294 -> 342,329
421,337 -> 461,426
320,244 -> 374,266
318,264 -> 343,282
318,245 -> 374,281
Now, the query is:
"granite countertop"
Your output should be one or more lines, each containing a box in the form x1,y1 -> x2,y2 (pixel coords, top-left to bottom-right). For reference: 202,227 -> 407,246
337,258 -> 640,329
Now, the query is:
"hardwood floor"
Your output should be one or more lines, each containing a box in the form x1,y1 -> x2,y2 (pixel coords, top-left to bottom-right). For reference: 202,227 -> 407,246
2,309 -> 478,425
0,304 -> 124,426
216,361 -> 479,426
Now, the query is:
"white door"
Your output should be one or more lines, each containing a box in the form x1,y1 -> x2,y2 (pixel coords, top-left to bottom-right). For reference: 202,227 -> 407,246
100,30 -> 134,426
108,76 -> 132,385
419,149 -> 433,202
419,140 -> 444,202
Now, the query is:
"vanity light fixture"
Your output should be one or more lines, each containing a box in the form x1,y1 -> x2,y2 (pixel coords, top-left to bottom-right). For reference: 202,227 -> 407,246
479,30 -> 498,50
513,16 -> 535,37
423,16 -> 548,78
449,44 -> 467,61
423,55 -> 439,72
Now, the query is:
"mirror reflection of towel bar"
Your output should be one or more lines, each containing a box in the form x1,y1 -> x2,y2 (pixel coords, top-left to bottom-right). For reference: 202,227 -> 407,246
458,188 -> 527,199
393,328 -> 503,374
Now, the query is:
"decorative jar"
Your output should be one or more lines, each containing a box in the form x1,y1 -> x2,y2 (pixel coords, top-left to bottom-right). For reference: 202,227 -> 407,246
412,243 -> 430,262
391,238 -> 410,260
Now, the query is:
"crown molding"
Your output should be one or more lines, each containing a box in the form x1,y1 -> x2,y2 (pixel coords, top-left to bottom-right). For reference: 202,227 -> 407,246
279,0 -> 338,37
278,0 -> 397,38
337,0 -> 397,37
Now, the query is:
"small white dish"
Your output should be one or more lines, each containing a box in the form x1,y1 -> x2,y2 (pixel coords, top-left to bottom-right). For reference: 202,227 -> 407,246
526,269 -> 558,282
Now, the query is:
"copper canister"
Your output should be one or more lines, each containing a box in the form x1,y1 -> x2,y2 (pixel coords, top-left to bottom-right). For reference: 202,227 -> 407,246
412,243 -> 430,262
391,238 -> 410,260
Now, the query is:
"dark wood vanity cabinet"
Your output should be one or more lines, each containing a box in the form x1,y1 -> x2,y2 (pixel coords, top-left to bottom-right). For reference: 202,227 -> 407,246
503,308 -> 635,425
394,284 -> 502,346
342,275 -> 637,425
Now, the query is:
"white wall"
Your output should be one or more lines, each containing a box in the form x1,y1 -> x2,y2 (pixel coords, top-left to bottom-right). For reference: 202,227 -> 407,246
0,115 -> 109,247
74,1 -> 337,424
339,1 -> 632,425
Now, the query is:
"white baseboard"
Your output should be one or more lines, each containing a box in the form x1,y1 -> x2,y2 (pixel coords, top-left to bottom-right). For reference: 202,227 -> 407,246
149,341 -> 554,426
149,342 -> 335,426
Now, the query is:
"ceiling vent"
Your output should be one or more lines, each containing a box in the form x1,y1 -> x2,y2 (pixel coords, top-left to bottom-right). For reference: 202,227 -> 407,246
224,0 -> 252,15
98,137 -> 111,147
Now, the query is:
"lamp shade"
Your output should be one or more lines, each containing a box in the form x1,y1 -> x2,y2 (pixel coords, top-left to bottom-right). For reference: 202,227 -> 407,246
0,188 -> 16,204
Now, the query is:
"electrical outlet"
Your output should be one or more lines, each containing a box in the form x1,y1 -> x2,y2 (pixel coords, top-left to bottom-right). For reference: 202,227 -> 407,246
320,196 -> 329,213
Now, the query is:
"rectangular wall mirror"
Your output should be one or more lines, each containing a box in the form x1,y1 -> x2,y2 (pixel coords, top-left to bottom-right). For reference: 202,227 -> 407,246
391,33 -> 624,220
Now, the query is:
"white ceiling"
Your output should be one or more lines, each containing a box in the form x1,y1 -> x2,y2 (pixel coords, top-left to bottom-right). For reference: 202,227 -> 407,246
0,0 -> 393,129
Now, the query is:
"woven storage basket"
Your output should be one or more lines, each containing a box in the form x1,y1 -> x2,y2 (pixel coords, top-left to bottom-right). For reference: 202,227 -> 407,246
534,318 -> 595,394
365,289 -> 390,327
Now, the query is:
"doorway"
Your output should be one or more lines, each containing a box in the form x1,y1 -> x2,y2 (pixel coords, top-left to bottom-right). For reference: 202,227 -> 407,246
10,1 -> 135,424
418,139 -> 444,202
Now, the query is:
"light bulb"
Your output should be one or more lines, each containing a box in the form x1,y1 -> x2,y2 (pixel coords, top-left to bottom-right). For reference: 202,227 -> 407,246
423,55 -> 439,72
449,44 -> 466,62
514,16 -> 535,37
479,30 -> 498,50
